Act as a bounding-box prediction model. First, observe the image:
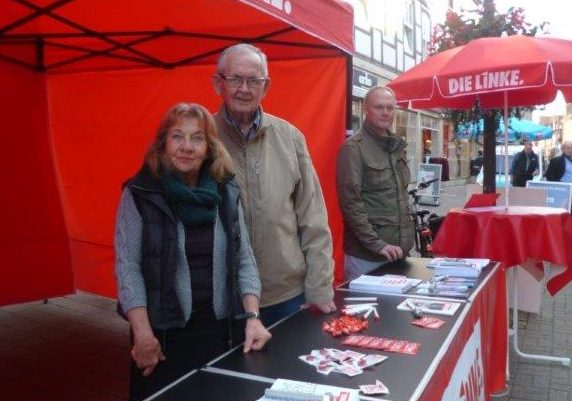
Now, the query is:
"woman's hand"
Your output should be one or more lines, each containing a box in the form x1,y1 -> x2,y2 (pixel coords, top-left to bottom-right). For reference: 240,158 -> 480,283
131,333 -> 166,377
126,307 -> 166,377
243,318 -> 272,353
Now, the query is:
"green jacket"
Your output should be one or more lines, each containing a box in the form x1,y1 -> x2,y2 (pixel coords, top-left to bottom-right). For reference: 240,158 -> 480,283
336,120 -> 414,261
214,107 -> 334,307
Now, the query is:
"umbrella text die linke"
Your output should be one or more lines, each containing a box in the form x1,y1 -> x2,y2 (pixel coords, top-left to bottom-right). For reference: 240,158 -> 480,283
448,69 -> 524,95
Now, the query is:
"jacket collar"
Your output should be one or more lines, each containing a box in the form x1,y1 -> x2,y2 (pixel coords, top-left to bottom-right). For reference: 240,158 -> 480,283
216,104 -> 271,146
129,164 -> 164,193
361,119 -> 407,153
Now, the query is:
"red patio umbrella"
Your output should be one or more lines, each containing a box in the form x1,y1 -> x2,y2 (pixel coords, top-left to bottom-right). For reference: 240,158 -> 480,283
387,35 -> 572,207
388,35 -> 572,110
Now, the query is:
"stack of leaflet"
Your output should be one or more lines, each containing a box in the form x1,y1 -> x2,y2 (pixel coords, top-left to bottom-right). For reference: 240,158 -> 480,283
349,274 -> 422,294
397,298 -> 461,316
258,378 -> 359,401
426,258 -> 490,278
414,276 -> 476,299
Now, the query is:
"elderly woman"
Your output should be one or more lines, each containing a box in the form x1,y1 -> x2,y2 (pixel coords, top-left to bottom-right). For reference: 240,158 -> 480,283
115,103 -> 271,401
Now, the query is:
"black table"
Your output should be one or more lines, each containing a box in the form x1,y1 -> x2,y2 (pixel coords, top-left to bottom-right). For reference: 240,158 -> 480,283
149,257 -> 503,401
150,370 -> 270,401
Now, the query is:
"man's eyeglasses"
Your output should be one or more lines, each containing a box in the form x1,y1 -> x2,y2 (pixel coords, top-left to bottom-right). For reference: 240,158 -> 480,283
219,74 -> 267,89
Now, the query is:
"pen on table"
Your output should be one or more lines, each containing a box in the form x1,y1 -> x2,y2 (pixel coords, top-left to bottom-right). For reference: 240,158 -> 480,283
405,299 -> 423,319
344,297 -> 378,302
344,303 -> 378,308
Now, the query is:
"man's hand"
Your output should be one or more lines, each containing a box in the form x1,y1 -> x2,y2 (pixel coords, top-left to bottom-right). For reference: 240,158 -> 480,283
243,318 -> 272,353
378,244 -> 403,261
306,300 -> 337,314
131,333 -> 166,377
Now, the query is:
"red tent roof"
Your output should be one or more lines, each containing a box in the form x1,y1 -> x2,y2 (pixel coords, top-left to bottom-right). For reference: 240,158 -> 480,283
0,0 -> 354,73
0,0 -> 353,305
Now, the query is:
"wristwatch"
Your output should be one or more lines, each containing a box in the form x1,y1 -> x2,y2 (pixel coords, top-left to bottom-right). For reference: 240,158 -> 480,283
236,311 -> 260,320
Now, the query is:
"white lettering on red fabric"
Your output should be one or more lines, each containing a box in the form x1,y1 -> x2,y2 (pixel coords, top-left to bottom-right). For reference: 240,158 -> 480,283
441,320 -> 485,401
262,0 -> 292,14
449,69 -> 524,94
459,349 -> 484,401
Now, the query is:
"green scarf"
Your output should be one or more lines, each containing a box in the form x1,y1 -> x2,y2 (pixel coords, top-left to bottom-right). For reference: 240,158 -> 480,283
161,167 -> 221,226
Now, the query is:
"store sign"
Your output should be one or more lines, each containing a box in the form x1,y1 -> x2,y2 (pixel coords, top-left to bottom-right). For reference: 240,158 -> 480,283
353,68 -> 378,90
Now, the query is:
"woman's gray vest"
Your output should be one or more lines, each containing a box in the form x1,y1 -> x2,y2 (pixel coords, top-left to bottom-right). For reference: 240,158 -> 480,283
125,167 -> 242,330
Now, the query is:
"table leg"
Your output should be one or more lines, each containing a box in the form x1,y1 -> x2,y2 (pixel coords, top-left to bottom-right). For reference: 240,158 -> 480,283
511,268 -> 570,366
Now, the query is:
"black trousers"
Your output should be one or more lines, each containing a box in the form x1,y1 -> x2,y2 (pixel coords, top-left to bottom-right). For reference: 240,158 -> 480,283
129,309 -> 242,401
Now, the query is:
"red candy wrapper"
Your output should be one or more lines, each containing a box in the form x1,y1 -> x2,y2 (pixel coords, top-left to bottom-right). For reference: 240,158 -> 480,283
322,315 -> 368,337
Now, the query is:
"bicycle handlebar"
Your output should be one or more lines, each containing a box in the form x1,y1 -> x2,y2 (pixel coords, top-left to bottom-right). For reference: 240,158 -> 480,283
417,177 -> 439,189
408,177 -> 439,196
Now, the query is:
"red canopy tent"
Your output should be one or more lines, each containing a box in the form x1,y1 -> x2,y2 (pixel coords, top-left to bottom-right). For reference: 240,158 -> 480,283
0,0 -> 354,305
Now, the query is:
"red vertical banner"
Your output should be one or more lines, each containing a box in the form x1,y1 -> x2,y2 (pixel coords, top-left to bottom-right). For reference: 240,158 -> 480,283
417,265 -> 507,401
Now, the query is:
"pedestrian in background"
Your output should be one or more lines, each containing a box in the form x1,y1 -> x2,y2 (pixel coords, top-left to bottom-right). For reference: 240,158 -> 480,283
545,140 -> 572,183
115,103 -> 271,401
509,138 -> 539,187
470,149 -> 484,178
336,86 -> 414,281
211,43 -> 336,326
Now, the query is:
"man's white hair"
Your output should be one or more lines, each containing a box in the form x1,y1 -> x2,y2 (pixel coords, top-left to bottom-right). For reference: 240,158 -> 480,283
216,43 -> 268,77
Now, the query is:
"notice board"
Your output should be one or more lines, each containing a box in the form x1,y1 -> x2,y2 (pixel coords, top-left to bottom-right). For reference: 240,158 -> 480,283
526,180 -> 572,211
417,163 -> 442,206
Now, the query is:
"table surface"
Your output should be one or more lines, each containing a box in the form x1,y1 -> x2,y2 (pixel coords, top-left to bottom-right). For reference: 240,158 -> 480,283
150,257 -> 498,401
151,370 -> 270,401
338,256 -> 494,301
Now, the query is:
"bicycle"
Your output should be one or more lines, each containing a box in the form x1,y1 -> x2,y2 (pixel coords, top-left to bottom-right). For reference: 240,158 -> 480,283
408,178 -> 442,258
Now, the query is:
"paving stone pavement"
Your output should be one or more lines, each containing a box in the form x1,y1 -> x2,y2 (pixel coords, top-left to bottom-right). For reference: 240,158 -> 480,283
1,180 -> 571,400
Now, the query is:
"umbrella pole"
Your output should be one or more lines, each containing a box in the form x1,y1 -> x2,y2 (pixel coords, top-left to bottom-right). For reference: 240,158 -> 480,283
504,91 -> 509,209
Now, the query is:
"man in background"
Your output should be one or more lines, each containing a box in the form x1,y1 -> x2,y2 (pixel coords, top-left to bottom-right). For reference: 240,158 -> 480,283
470,150 -> 484,179
211,43 -> 335,325
336,86 -> 414,281
509,138 -> 539,187
545,140 -> 572,183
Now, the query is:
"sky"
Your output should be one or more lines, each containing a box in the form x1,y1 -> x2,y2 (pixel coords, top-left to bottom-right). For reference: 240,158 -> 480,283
488,1 -> 572,116
493,0 -> 572,40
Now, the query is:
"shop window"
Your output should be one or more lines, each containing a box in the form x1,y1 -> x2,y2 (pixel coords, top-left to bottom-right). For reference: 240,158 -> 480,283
403,0 -> 414,54
351,98 -> 364,133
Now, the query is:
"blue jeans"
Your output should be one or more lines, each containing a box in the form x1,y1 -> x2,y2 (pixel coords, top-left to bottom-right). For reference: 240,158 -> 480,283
260,293 -> 305,327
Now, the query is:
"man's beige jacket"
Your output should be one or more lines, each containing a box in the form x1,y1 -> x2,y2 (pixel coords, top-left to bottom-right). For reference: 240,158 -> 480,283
215,108 -> 334,307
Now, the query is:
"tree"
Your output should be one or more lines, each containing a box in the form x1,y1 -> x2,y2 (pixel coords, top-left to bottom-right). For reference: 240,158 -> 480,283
429,0 -> 547,193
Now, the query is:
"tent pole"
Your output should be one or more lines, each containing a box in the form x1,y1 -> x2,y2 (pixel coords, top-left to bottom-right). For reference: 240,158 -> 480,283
35,38 -> 45,72
504,91 -> 509,209
345,53 -> 353,136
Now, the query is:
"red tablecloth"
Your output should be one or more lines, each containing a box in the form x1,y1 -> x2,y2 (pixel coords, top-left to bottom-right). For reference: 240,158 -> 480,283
432,206 -> 572,295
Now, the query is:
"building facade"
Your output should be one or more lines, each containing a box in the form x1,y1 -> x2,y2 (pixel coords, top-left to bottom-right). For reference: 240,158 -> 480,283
347,0 -> 453,182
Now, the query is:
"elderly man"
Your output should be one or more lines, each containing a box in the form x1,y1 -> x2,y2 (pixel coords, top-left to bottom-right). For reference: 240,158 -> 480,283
336,86 -> 414,281
211,43 -> 335,325
509,138 -> 539,187
545,140 -> 572,183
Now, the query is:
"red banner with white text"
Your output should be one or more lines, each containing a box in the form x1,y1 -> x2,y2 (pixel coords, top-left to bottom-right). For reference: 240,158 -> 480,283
418,265 -> 507,401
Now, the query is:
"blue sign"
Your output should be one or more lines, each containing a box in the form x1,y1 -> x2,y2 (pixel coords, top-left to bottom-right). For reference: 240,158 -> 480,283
526,181 -> 572,210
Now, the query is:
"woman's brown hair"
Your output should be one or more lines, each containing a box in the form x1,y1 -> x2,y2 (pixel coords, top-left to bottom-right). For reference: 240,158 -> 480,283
144,102 -> 234,182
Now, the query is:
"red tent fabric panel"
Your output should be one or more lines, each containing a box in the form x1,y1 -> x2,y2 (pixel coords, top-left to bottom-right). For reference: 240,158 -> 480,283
48,57 -> 346,297
0,63 -> 73,306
